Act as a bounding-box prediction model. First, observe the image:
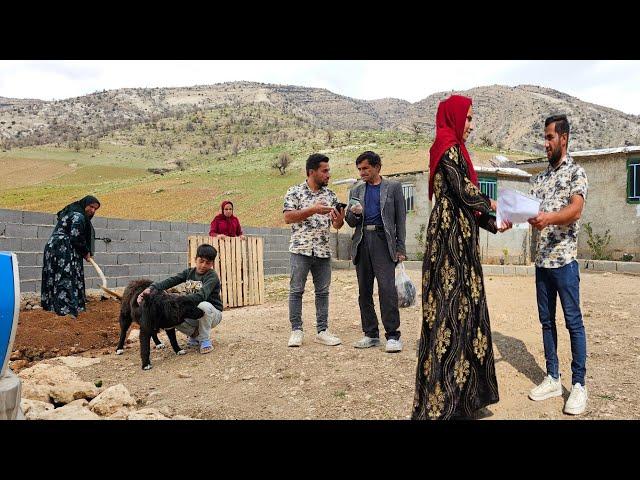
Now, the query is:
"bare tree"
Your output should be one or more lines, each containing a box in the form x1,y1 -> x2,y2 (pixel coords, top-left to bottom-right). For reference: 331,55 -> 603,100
325,129 -> 334,145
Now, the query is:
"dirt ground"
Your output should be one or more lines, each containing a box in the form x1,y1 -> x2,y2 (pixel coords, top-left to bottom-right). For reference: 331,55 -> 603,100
12,269 -> 640,420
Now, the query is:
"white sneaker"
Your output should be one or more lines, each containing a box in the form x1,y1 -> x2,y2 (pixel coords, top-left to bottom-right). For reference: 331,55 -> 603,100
385,338 -> 403,353
288,330 -> 304,347
528,375 -> 562,401
564,383 -> 588,415
315,330 -> 342,346
353,336 -> 381,349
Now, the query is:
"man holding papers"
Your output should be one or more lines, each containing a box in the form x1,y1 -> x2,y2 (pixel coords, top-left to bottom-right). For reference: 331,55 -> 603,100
527,115 -> 589,415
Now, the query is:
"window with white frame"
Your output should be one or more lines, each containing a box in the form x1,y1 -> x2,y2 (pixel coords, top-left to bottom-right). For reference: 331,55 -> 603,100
402,183 -> 415,212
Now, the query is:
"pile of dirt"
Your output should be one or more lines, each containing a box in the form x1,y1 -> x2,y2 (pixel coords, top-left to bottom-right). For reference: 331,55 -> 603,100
10,297 -> 124,370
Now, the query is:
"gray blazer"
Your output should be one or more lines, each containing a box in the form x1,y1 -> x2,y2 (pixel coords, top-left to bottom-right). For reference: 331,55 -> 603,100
345,178 -> 407,264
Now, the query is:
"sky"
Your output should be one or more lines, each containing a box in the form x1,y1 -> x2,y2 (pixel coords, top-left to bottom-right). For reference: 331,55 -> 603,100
1,60 -> 640,115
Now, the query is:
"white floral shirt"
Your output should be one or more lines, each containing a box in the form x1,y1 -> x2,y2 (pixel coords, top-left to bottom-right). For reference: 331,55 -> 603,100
529,154 -> 588,268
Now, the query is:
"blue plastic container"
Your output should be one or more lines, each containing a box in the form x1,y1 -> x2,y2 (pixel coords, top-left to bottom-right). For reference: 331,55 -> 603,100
0,252 -> 20,377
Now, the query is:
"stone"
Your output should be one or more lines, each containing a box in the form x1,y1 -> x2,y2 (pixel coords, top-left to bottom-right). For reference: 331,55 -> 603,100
49,381 -> 101,404
89,384 -> 137,416
50,356 -> 101,369
21,399 -> 54,419
21,381 -> 53,403
178,373 -> 192,379
66,398 -> 90,408
159,406 -> 173,417
41,403 -> 101,420
107,407 -> 134,420
9,360 -> 29,372
127,408 -> 170,420
18,363 -> 79,385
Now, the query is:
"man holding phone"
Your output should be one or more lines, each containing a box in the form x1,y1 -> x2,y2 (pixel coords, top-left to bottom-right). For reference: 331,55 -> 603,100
345,151 -> 407,352
283,153 -> 345,347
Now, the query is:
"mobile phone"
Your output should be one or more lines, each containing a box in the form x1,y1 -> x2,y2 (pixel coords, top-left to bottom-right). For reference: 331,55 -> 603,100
349,197 -> 361,206
335,202 -> 348,211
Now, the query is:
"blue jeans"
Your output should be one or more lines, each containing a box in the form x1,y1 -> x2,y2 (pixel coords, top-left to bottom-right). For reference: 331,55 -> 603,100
535,261 -> 587,386
289,253 -> 331,333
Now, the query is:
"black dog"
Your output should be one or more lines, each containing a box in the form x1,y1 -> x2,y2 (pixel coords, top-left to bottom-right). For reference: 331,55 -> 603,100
115,279 -> 203,370
115,279 -> 164,355
138,288 -> 204,370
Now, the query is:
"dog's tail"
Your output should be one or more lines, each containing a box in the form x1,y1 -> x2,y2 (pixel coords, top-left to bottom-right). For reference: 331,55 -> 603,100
101,286 -> 122,300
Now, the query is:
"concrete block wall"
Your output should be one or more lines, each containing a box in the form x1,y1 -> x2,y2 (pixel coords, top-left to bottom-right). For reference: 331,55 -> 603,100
0,208 -> 352,293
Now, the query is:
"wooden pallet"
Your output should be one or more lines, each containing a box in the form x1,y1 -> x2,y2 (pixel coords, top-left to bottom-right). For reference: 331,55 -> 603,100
187,236 -> 264,308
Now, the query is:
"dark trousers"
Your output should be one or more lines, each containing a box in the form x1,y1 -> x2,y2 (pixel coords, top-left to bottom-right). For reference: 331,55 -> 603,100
535,260 -> 587,386
355,230 -> 400,340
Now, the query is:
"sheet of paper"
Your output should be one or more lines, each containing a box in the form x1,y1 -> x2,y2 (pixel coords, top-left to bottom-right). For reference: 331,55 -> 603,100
496,188 -> 541,226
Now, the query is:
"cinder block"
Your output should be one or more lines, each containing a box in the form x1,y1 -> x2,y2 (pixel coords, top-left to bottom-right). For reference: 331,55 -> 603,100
503,266 -> 516,275
164,264 -> 184,275
93,252 -> 119,264
149,220 -> 172,231
130,219 -> 151,231
91,217 -> 108,228
187,223 -> 208,233
149,264 -> 169,275
526,266 -> 536,276
161,253 -> 180,264
129,264 -> 151,276
116,277 -> 135,287
170,221 -> 189,232
617,262 -> 640,274
0,237 -> 22,251
15,252 -> 40,267
106,218 -> 131,230
482,265 -> 504,276
169,241 -> 188,252
18,266 -> 42,281
139,253 -> 163,264
22,211 -> 56,226
117,253 -> 140,265
0,209 -> 23,223
5,224 -> 39,238
150,242 -> 171,252
177,253 -> 188,265
141,230 -> 162,242
243,227 -> 259,235
20,238 -> 46,252
104,265 -> 130,277
20,280 -> 37,292
160,231 -> 183,243
37,225 -> 54,239
94,241 -> 108,253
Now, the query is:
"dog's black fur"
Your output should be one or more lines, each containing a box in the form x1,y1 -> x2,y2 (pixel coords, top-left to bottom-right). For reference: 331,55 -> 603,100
116,279 -> 204,370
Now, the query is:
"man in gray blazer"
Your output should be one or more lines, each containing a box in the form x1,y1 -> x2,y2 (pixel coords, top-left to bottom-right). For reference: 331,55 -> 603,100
345,151 -> 407,352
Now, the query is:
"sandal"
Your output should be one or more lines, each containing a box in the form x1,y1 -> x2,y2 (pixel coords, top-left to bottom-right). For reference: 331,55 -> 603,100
200,340 -> 213,354
186,337 -> 199,348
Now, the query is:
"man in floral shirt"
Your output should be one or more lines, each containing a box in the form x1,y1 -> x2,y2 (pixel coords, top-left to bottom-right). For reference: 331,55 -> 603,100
283,153 -> 345,347
527,114 -> 589,415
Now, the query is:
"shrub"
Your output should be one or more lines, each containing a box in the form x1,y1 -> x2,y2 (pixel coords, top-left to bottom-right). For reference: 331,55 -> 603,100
583,222 -> 612,260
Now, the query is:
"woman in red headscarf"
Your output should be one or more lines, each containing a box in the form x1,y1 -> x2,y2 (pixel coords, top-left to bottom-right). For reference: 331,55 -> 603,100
412,95 -> 512,420
209,201 -> 246,239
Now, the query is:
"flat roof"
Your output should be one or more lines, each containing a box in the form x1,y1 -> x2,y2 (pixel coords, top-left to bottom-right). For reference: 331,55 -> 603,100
517,145 -> 640,164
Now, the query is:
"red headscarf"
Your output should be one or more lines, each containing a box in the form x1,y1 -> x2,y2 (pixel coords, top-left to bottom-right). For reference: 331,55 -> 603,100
428,95 -> 478,200
209,200 -> 243,237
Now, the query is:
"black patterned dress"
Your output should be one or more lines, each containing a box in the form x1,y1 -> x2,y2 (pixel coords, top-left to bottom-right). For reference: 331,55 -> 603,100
412,145 -> 499,420
41,211 -> 90,317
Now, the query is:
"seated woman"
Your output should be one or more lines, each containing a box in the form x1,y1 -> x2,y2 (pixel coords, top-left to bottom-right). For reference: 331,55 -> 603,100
209,201 -> 246,239
41,195 -> 101,318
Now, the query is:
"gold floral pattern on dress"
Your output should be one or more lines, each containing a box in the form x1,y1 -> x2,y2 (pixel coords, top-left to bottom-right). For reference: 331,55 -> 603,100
427,382 -> 445,419
448,146 -> 459,164
441,198 -> 451,230
429,207 -> 440,236
422,269 -> 430,288
435,323 -> 451,360
459,211 -> 471,239
441,256 -> 456,298
464,177 -> 482,196
454,354 -> 470,389
425,291 -> 437,329
431,239 -> 439,263
423,354 -> 433,378
458,295 -> 469,325
433,172 -> 444,199
470,267 -> 482,304
473,327 -> 488,364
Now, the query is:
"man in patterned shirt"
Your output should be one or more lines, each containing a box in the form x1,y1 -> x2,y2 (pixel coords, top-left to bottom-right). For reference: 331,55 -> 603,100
283,153 -> 345,347
527,114 -> 589,415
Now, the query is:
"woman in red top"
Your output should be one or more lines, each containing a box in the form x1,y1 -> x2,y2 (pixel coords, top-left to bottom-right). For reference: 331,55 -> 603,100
209,201 -> 246,239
